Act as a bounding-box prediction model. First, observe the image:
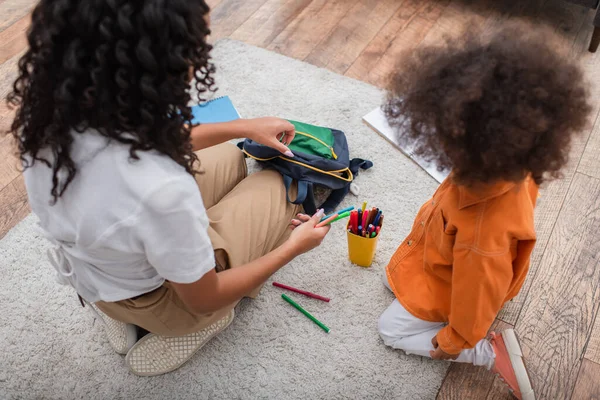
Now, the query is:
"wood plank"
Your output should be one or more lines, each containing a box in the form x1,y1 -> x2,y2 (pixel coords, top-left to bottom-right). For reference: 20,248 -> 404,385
0,135 -> 19,189
267,0 -> 361,61
0,0 -> 37,34
0,175 -> 29,240
209,0 -> 269,41
0,12 -> 29,64
344,0 -> 434,85
571,3 -> 600,180
586,311 -> 600,364
0,49 -> 24,132
571,359 -> 600,400
578,80 -> 600,180
437,320 -> 513,400
303,0 -> 405,74
206,0 -> 225,9
229,0 -> 311,48
360,0 -> 449,87
515,173 -> 600,399
497,0 -> 599,326
419,0 -> 495,48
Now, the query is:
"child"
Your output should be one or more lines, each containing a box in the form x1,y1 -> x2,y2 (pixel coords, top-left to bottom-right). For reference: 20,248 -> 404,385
377,24 -> 590,400
8,0 -> 330,376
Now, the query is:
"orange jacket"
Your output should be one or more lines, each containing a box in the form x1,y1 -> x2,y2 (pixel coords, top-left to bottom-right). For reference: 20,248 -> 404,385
386,176 -> 537,354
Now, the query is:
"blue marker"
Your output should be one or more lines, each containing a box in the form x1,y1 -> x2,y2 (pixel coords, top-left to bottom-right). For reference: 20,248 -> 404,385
372,211 -> 382,227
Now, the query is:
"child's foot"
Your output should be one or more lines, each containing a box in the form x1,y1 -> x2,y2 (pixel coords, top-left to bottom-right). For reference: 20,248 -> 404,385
85,301 -> 137,354
125,309 -> 235,376
489,329 -> 535,400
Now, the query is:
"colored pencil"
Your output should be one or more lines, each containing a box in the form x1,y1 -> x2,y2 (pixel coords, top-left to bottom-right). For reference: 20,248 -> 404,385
273,282 -> 330,302
281,294 -> 330,333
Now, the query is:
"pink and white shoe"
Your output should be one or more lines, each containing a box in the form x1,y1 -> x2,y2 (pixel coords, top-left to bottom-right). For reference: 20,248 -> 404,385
490,329 -> 535,400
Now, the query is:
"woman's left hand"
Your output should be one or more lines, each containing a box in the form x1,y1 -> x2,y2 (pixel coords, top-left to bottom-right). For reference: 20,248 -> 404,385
245,117 -> 295,157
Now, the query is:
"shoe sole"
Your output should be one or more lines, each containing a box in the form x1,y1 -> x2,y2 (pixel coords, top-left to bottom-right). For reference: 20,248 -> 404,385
125,309 -> 235,377
503,329 -> 535,400
113,323 -> 138,355
86,300 -> 137,354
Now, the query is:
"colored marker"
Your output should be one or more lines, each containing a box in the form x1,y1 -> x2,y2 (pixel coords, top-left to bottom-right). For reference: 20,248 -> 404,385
316,213 -> 338,228
367,207 -> 377,226
273,282 -> 330,302
371,232 -> 376,238
361,202 -> 367,213
350,211 -> 358,234
372,211 -> 382,227
316,211 -> 351,227
330,211 -> 351,224
281,294 -> 330,333
362,210 -> 368,233
320,206 -> 354,222
376,226 -> 381,235
378,214 -> 384,227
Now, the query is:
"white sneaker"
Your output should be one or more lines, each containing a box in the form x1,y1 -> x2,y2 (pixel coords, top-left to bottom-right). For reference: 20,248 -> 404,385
125,309 -> 235,376
85,300 -> 137,355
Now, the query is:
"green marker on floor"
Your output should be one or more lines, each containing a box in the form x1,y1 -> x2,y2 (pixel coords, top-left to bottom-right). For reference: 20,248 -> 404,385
281,294 -> 330,333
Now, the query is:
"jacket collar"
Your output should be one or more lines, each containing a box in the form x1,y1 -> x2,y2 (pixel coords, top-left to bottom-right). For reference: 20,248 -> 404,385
458,180 -> 517,209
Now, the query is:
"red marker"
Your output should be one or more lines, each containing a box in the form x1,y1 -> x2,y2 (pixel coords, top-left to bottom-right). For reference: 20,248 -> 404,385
272,282 -> 330,302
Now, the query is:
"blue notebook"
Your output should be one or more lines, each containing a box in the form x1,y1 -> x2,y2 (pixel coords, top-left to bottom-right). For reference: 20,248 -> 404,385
191,96 -> 240,124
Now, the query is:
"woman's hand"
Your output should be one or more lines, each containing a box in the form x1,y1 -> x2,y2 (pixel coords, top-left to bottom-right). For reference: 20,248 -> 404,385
245,117 -> 295,157
286,210 -> 330,255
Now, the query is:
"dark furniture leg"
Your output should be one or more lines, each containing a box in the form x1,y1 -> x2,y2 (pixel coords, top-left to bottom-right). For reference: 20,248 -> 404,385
590,25 -> 600,52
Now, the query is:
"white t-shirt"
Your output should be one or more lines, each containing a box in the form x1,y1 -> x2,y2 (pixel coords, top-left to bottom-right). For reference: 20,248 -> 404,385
23,130 -> 215,303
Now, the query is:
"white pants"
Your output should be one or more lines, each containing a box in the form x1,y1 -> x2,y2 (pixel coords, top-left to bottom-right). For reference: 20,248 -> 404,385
378,276 -> 495,369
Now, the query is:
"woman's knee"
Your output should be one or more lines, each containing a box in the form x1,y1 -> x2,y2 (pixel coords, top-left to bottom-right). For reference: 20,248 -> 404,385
220,142 -> 247,180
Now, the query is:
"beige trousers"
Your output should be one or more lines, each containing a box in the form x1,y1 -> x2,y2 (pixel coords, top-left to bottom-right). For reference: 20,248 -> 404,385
96,143 -> 301,336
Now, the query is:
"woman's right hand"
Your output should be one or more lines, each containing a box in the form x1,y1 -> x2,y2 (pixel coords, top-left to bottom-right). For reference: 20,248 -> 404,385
286,209 -> 330,255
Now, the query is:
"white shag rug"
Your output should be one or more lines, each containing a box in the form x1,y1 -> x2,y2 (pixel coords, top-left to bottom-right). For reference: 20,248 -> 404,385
0,39 -> 446,400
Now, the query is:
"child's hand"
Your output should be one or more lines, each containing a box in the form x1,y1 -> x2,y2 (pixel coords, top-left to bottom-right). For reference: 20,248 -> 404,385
245,117 -> 295,157
430,335 -> 459,360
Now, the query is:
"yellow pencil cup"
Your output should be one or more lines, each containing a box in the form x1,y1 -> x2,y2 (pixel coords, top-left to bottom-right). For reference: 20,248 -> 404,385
347,225 -> 380,268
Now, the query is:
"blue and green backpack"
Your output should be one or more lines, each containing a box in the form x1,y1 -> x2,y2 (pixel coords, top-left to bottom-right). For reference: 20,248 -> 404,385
238,120 -> 373,215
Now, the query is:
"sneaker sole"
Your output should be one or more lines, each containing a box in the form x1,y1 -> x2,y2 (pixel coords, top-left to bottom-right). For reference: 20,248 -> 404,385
86,301 -> 137,354
125,309 -> 235,377
503,329 -> 535,400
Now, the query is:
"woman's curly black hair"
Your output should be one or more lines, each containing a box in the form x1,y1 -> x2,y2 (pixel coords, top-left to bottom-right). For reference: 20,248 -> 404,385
384,22 -> 591,186
7,0 -> 214,202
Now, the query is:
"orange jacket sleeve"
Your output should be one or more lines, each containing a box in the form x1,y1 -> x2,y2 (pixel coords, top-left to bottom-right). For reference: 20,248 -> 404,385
436,246 -> 514,354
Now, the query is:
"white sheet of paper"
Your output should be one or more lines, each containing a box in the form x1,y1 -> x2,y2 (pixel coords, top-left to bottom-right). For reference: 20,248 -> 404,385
362,106 -> 449,184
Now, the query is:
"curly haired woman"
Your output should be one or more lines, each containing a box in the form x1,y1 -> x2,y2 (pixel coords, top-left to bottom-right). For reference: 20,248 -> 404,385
377,24 -> 591,400
8,0 -> 330,376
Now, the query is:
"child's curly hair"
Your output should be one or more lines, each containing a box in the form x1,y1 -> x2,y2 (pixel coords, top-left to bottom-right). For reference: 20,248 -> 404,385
383,22 -> 591,186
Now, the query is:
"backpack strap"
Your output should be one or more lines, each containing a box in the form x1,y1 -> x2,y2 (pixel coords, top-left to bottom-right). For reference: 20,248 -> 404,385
318,158 -> 373,213
282,175 -> 317,215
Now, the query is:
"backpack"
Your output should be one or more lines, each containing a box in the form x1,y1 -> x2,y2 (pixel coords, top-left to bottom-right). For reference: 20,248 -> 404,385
238,120 -> 373,215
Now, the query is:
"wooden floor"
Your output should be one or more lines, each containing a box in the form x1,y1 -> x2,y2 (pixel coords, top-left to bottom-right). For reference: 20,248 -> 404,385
2,0 -> 600,398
